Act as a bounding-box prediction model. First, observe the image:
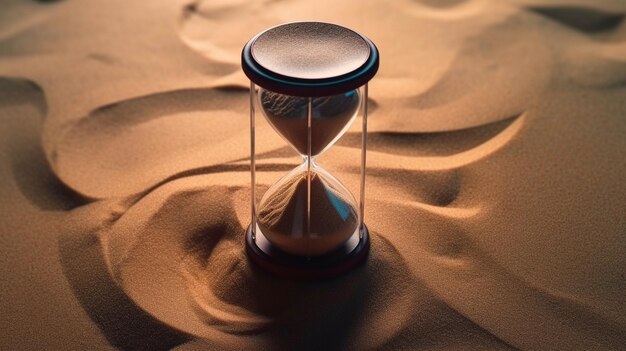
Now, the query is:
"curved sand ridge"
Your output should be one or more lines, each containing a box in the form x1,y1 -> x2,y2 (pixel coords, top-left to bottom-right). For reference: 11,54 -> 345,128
99,171 -> 523,350
0,0 -> 625,350
33,0 -> 626,199
101,175 -> 427,350
52,87 -> 278,199
180,0 -> 549,132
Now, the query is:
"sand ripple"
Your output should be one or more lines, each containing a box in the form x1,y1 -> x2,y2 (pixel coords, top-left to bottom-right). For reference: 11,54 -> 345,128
1,0 -> 625,350
102,176 -> 420,350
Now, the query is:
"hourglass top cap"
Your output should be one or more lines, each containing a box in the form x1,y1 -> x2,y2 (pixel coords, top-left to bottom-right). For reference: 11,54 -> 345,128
242,22 -> 379,97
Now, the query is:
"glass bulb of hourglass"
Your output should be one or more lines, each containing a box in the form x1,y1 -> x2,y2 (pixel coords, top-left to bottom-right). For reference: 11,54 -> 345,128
258,88 -> 361,156
256,88 -> 362,256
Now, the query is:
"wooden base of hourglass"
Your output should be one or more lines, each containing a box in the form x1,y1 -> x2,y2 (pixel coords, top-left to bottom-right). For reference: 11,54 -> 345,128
245,224 -> 370,280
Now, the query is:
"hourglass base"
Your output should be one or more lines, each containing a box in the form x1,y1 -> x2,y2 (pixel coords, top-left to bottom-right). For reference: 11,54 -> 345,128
245,224 -> 370,280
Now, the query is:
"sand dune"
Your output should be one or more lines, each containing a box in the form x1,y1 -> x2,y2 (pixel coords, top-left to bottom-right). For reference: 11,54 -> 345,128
1,0 -> 625,350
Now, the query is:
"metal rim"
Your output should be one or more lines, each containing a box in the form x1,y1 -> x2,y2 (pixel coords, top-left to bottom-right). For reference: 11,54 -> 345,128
241,21 -> 379,97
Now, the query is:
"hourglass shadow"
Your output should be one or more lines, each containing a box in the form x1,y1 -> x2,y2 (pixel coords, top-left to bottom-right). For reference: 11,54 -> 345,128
248,267 -> 374,351
147,187 -> 413,350
185,228 -> 408,351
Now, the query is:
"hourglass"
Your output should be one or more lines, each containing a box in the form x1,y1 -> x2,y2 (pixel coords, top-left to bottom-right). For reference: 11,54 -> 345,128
242,22 -> 379,279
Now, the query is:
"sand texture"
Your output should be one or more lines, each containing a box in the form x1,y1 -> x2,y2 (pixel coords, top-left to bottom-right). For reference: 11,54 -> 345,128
259,88 -> 360,156
1,0 -> 625,350
257,166 -> 359,255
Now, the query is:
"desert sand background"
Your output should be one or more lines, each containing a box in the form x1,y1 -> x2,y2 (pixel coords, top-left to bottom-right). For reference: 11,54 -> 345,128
1,0 -> 625,350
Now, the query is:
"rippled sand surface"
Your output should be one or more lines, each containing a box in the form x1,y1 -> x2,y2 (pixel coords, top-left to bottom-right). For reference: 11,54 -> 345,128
1,0 -> 625,350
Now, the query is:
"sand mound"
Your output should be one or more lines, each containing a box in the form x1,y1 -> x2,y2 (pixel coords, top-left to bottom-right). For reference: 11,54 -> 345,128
257,168 -> 358,255
101,176 -> 424,350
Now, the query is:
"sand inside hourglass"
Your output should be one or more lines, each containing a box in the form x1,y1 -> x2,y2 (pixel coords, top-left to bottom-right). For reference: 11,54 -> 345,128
257,166 -> 359,256
256,88 -> 362,256
258,88 -> 360,156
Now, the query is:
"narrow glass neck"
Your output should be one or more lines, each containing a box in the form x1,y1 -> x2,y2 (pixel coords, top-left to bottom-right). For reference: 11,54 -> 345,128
301,155 -> 318,164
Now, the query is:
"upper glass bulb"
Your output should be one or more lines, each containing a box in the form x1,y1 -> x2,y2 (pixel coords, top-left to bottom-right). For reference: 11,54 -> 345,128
258,88 -> 361,156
